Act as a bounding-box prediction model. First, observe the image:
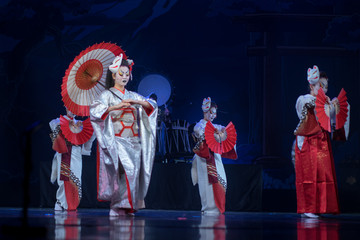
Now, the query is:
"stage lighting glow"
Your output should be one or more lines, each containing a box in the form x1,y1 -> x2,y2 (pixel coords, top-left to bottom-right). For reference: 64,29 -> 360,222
137,74 -> 172,106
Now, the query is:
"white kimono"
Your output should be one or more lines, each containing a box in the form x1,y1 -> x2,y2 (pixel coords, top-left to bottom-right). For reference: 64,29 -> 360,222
90,87 -> 157,210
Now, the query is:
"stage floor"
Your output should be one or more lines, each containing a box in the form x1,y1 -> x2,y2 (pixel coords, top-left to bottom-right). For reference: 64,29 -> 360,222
1,208 -> 360,239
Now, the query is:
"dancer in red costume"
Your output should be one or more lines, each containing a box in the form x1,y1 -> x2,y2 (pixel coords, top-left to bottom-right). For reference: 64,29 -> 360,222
294,65 -> 350,218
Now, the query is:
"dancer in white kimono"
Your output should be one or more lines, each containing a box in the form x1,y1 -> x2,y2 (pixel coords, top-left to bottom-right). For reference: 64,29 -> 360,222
90,54 -> 158,216
191,97 -> 237,215
50,109 -> 95,211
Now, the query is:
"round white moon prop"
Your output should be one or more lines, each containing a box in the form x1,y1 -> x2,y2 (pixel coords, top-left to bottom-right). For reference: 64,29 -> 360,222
137,74 -> 172,106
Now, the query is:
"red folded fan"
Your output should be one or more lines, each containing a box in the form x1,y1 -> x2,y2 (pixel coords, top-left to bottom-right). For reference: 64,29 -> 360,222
315,88 -> 331,132
205,121 -> 237,154
60,115 -> 94,145
336,88 -> 348,130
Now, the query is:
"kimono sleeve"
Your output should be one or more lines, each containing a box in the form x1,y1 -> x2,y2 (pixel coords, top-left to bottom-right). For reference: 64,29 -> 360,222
81,133 -> 96,156
89,91 -> 115,151
49,118 -> 60,131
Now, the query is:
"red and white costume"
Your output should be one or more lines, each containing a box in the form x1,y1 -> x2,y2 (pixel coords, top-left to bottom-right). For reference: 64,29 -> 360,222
50,116 -> 95,210
191,98 -> 237,214
294,66 -> 350,215
90,88 -> 157,212
90,54 -> 157,214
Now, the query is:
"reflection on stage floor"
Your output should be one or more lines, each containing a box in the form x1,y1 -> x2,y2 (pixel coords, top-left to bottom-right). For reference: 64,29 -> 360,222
1,208 -> 360,239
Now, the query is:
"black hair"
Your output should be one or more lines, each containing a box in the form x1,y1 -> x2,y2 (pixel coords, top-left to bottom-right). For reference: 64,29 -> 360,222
210,101 -> 218,109
105,59 -> 131,89
320,71 -> 329,81
105,69 -> 114,89
149,93 -> 158,101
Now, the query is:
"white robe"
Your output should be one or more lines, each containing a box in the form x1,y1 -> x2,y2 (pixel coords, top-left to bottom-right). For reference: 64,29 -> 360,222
90,88 -> 157,210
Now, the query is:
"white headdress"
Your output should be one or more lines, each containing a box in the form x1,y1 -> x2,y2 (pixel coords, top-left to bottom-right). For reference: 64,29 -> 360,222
109,54 -> 134,75
202,97 -> 211,112
109,54 -> 124,73
307,65 -> 319,84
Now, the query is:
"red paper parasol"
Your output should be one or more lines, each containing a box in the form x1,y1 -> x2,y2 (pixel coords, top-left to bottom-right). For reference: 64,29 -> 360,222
61,42 -> 126,116
315,87 -> 331,132
60,115 -> 94,145
335,88 -> 348,130
205,121 -> 237,154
